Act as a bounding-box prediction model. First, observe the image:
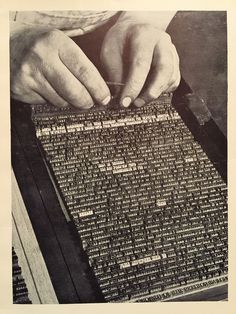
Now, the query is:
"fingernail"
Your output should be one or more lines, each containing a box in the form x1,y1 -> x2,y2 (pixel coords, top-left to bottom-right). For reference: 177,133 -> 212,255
134,98 -> 146,108
102,95 -> 111,106
122,97 -> 132,108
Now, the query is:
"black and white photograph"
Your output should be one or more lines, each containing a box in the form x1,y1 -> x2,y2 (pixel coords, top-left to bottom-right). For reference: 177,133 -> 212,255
1,2 -> 235,312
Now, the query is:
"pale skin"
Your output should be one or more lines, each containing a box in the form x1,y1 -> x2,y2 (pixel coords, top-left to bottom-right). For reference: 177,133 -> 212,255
10,12 -> 180,109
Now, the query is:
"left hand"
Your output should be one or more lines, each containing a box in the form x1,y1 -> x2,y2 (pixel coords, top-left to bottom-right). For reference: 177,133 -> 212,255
100,21 -> 180,108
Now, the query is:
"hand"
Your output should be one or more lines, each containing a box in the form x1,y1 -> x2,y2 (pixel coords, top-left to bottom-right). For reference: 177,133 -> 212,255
10,27 -> 111,109
100,21 -> 180,107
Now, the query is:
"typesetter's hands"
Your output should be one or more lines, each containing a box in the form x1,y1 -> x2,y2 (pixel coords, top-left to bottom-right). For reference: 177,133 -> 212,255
10,27 -> 111,109
100,20 -> 180,107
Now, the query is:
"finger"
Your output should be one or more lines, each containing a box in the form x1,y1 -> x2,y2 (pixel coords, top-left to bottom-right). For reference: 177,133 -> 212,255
15,90 -> 46,105
133,44 -> 174,107
100,43 -> 123,96
59,40 -> 111,106
119,38 -> 154,108
34,73 -> 70,108
43,57 -> 94,109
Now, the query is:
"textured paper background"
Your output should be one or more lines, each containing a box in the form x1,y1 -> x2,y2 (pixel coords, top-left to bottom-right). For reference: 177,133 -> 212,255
0,0 -> 235,313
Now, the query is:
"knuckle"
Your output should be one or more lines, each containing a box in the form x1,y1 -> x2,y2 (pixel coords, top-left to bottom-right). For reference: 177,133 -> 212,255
130,23 -> 155,36
130,25 -> 157,47
19,60 -> 31,76
161,32 -> 172,44
30,30 -> 61,54
133,56 -> 150,69
78,65 -> 92,81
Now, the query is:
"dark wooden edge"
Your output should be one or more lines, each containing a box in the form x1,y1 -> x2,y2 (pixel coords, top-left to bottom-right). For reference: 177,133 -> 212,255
166,284 -> 228,302
172,79 -> 227,182
11,104 -> 105,303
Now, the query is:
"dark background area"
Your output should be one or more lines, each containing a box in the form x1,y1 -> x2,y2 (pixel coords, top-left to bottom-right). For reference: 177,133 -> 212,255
168,11 -> 227,136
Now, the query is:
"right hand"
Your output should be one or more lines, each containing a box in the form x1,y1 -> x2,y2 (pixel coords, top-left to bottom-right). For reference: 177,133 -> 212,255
10,27 -> 111,109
